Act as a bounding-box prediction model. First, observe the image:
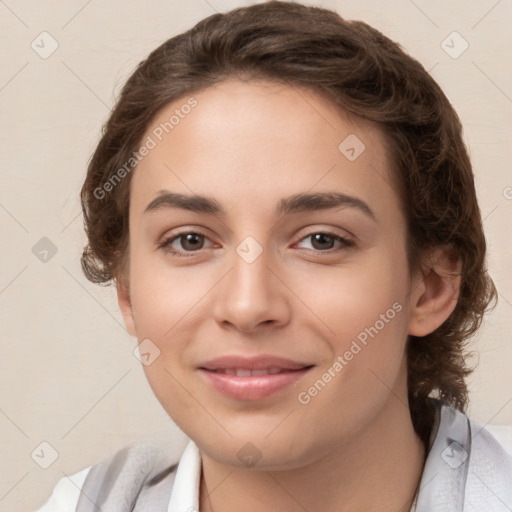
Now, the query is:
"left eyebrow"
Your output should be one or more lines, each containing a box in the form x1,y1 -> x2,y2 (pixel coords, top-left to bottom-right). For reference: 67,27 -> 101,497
144,190 -> 376,221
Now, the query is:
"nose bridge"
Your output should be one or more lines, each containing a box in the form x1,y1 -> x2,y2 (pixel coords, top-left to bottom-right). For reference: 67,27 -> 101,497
212,235 -> 289,331
233,240 -> 272,298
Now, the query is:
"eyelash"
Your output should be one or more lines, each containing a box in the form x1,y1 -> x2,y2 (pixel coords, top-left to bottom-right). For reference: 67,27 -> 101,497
157,229 -> 354,258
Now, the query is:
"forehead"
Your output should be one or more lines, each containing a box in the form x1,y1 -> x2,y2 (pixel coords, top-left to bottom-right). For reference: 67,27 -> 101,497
129,79 -> 400,223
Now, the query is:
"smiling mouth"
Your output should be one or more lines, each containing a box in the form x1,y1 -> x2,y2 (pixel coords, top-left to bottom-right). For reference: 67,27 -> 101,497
198,365 -> 315,400
205,367 -> 310,376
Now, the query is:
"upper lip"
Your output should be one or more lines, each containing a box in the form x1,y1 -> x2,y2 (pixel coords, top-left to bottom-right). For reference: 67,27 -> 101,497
199,355 -> 313,371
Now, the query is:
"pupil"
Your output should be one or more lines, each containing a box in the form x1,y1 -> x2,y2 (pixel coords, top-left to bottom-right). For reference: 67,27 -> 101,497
312,234 -> 333,250
183,233 -> 202,250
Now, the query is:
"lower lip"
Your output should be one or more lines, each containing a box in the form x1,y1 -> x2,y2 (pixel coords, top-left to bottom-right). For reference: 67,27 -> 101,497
199,368 -> 312,401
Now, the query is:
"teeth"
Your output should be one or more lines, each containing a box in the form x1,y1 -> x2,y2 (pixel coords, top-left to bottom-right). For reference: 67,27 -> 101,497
215,368 -> 285,376
252,369 -> 269,376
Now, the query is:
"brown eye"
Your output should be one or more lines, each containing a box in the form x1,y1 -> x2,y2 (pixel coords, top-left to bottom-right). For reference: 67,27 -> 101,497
159,231 -> 213,257
177,233 -> 205,251
297,232 -> 353,252
310,233 -> 337,250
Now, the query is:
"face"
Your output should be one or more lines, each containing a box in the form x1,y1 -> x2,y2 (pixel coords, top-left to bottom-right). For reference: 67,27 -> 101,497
118,78 -> 423,470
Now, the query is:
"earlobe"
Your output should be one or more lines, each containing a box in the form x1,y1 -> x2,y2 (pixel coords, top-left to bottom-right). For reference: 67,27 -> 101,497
115,275 -> 137,337
408,246 -> 461,337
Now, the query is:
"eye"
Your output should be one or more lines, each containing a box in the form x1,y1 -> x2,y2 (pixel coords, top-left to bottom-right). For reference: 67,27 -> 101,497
158,231 -> 214,257
295,231 -> 354,253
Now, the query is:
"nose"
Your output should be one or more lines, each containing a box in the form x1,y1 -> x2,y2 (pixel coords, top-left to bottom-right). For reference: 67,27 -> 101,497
211,246 -> 291,334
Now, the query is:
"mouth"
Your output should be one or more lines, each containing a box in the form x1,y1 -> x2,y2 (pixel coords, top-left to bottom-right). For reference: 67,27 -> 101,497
205,368 -> 297,376
198,355 -> 315,400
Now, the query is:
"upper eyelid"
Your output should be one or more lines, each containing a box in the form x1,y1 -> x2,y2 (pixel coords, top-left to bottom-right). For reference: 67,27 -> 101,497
162,228 -> 215,245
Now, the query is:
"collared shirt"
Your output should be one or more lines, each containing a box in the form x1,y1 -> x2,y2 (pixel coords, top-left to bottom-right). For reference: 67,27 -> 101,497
36,400 -> 512,511
167,441 -> 201,511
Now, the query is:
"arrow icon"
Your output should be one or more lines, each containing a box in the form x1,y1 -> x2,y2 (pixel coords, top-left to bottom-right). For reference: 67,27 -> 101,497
441,440 -> 467,468
31,441 -> 59,468
236,236 -> 263,264
445,447 -> 455,457
440,31 -> 468,59
237,442 -> 262,467
31,31 -> 59,59
338,134 -> 365,161
134,339 -> 160,366
32,237 -> 58,263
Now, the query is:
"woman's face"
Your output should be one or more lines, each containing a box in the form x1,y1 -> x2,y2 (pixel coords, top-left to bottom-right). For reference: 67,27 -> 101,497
118,78 -> 422,469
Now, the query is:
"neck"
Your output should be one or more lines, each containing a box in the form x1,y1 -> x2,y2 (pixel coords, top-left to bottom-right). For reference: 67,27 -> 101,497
199,396 -> 426,512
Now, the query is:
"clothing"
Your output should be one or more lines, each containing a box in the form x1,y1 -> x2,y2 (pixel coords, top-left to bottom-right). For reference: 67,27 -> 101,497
36,399 -> 512,511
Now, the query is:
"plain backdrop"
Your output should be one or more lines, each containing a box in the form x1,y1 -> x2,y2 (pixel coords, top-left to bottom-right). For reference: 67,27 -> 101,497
1,0 -> 511,510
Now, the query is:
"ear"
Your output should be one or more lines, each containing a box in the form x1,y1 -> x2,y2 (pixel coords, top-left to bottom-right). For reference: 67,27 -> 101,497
116,274 -> 137,337
408,246 -> 462,337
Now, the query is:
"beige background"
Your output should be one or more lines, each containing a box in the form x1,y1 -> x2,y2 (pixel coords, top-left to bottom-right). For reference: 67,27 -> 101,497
1,0 -> 511,510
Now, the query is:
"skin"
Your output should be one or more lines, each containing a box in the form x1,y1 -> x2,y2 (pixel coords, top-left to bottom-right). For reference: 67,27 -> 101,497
117,79 -> 460,511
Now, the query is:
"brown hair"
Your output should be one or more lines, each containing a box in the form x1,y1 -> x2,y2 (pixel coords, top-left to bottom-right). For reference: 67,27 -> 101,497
80,1 -> 496,444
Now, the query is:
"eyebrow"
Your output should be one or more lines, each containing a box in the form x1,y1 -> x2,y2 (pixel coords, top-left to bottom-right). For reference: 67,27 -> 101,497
144,190 -> 376,220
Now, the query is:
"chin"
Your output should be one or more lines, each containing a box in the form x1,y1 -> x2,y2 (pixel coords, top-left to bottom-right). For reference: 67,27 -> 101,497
187,418 -> 326,471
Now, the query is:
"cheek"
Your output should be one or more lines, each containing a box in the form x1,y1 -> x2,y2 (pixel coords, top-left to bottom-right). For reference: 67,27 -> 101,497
291,279 -> 410,444
294,247 -> 411,395
127,251 -> 215,411
129,250 -> 212,338
297,250 -> 409,343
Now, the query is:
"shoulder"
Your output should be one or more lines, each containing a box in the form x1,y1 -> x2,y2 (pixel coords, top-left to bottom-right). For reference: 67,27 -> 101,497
465,415 -> 512,507
417,399 -> 512,510
34,438 -> 187,512
438,401 -> 512,507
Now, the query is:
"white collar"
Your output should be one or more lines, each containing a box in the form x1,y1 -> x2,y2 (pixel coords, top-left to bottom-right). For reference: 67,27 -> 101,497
167,439 -> 202,512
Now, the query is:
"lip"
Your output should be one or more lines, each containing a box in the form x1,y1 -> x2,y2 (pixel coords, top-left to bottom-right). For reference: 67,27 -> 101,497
200,355 -> 311,371
198,355 -> 314,401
